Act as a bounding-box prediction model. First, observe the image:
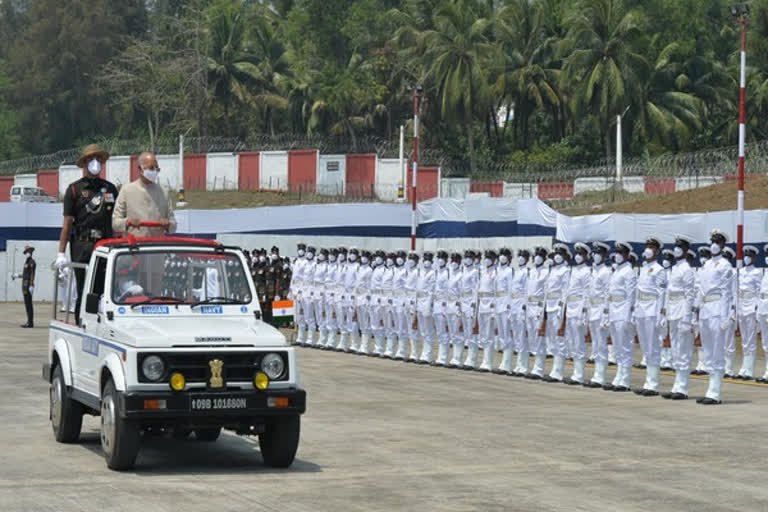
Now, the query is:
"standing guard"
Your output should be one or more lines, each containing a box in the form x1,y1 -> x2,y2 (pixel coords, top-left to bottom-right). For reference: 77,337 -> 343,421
416,252 -> 437,364
474,250 -> 498,372
563,243 -> 591,385
493,248 -> 514,374
604,242 -> 637,392
510,249 -> 530,376
525,247 -> 550,380
585,242 -> 612,388
401,251 -> 421,361
735,245 -> 761,380
20,245 -> 36,328
353,250 -> 373,355
542,244 -> 571,383
451,250 -> 478,368
432,250 -> 452,366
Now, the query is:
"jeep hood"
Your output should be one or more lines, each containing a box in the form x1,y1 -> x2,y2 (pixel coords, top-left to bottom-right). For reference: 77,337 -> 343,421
111,317 -> 286,348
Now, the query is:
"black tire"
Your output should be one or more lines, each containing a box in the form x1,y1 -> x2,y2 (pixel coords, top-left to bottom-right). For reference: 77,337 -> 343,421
194,427 -> 221,442
101,379 -> 140,471
172,427 -> 192,440
50,365 -> 83,443
259,415 -> 300,468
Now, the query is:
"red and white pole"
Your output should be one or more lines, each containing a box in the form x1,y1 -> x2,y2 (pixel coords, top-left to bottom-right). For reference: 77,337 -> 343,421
410,88 -> 421,251
737,15 -> 747,265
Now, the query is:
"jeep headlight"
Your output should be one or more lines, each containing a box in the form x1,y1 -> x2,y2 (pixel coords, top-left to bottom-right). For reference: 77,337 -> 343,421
141,355 -> 165,382
260,353 -> 285,380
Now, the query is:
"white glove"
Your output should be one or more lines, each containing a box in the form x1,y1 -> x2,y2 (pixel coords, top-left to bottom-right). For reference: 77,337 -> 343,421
600,315 -> 610,328
275,295 -> 281,301
55,252 -> 68,268
658,316 -> 667,329
126,284 -> 143,296
28,286 -> 34,293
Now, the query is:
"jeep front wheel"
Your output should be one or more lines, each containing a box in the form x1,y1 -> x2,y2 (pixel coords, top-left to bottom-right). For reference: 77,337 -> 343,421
194,427 -> 221,442
100,379 -> 140,470
259,415 -> 300,468
50,365 -> 83,443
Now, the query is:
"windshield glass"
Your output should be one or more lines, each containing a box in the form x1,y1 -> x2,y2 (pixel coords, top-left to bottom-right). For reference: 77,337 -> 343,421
112,250 -> 252,305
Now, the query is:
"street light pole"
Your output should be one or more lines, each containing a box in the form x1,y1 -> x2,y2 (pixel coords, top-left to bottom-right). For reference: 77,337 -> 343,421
410,85 -> 423,251
732,3 -> 749,265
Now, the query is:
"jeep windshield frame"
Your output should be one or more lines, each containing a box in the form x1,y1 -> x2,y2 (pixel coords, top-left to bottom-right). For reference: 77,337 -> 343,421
111,248 -> 253,306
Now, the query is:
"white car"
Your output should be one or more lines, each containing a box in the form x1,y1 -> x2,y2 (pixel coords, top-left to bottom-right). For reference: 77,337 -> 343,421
43,234 -> 306,471
10,186 -> 58,203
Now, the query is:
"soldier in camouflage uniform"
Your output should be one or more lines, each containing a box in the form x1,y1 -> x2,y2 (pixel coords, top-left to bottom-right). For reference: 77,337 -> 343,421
253,248 -> 268,319
21,245 -> 36,328
262,246 -> 283,324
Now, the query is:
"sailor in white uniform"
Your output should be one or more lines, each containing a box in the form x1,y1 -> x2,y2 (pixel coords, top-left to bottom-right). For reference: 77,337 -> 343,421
542,243 -> 571,383
353,250 -> 373,355
474,250 -> 498,372
416,252 -> 437,364
735,245 -> 761,380
524,247 -> 550,380
563,242 -> 591,385
510,249 -> 530,376
584,242 -> 612,388
450,250 -> 478,368
493,248 -> 515,374
603,242 -> 637,392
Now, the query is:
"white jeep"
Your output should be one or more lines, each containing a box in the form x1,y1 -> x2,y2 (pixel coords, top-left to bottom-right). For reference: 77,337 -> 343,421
43,235 -> 306,470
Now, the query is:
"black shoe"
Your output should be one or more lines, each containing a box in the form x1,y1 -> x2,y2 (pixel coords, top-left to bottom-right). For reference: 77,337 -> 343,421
641,389 -> 659,397
587,358 -> 595,364
491,369 -> 505,375
661,391 -> 674,399
670,393 -> 688,400
446,363 -> 459,369
368,353 -> 381,358
526,373 -> 542,381
416,360 -> 429,365
699,397 -> 722,405
394,356 -> 404,361
564,378 -> 581,386
696,396 -> 705,403
20,323 -> 33,328
546,354 -> 554,359
510,371 -> 522,377
475,368 -> 490,373
602,383 -> 615,391
756,377 -> 766,383
613,386 -> 631,392
542,375 -> 561,383
633,388 -> 645,395
608,362 -> 617,366
583,381 -> 602,388
724,373 -> 735,379
741,376 -> 754,381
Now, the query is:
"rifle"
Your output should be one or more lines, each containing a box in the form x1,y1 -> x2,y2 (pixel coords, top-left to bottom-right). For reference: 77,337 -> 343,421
556,307 -> 567,337
537,309 -> 547,337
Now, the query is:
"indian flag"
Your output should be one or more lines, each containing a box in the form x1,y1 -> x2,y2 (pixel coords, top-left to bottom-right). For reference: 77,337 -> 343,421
272,299 -> 295,325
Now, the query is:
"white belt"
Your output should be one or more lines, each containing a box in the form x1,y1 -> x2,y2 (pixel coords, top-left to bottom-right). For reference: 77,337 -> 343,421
566,295 -> 583,304
509,292 -> 522,300
637,291 -> 658,302
392,290 -> 408,296
546,291 -> 562,299
668,291 -> 685,301
417,292 -> 431,298
478,291 -> 495,298
461,292 -> 475,299
609,295 -> 626,303
589,297 -> 604,306
740,292 -> 757,300
495,291 -> 506,298
528,295 -> 544,303
703,294 -> 722,303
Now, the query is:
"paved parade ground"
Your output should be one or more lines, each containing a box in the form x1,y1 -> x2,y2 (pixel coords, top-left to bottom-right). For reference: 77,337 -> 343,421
1,302 -> 767,512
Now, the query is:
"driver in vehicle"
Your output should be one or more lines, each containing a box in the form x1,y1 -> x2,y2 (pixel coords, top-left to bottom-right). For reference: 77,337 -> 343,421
115,257 -> 145,302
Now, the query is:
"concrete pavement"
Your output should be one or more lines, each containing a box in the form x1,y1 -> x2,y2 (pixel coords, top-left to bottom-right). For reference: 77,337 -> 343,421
1,302 -> 766,512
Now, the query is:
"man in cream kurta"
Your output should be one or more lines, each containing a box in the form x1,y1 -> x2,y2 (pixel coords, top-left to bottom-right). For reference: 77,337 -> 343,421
112,152 -> 177,237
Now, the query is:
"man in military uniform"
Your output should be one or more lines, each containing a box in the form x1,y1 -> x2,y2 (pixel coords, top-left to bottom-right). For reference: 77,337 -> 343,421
54,144 -> 118,325
253,249 -> 268,321
261,246 -> 283,325
20,245 -> 36,328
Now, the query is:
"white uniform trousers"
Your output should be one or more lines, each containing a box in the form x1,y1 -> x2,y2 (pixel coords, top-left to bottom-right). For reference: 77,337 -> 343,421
383,296 -> 396,339
294,290 -> 305,328
396,301 -> 416,341
511,314 -> 527,354
356,302 -> 371,337
446,313 -> 461,346
546,314 -> 568,358
434,311 -> 449,346
566,320 -> 587,361
699,316 -> 726,374
313,293 -> 326,330
495,308 -> 512,349
609,320 -> 634,368
327,295 -> 341,333
302,292 -> 316,330
739,313 -> 758,356
526,314 -> 546,355
589,321 -> 609,364
477,312 -> 496,348
368,295 -> 385,338
635,317 -> 662,368
759,315 -> 768,355
460,299 -> 476,347
669,319 -> 694,373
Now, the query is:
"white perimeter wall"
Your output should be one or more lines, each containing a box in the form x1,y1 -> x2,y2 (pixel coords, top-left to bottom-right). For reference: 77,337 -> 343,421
317,154 -> 345,196
675,176 -> 724,191
207,153 -> 238,191
107,155 -> 131,186
156,154 -> 182,191
14,174 -> 37,188
58,166 -> 82,198
260,151 -> 288,191
503,182 -> 538,199
441,178 -> 470,199
376,158 -> 403,201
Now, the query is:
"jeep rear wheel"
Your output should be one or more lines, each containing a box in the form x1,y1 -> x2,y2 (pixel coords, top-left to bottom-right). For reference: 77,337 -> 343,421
259,415 -> 300,468
50,365 -> 83,443
194,427 -> 221,442
101,379 -> 140,470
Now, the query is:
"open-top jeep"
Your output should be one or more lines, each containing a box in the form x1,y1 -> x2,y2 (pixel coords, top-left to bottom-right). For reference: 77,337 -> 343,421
43,230 -> 306,470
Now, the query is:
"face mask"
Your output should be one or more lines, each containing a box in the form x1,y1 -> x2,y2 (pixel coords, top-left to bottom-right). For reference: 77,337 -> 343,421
361,256 -> 369,264
699,257 -> 707,265
297,249 -> 305,257
673,247 -> 683,258
745,256 -> 753,266
450,261 -> 459,270
463,258 -> 472,266
259,256 -> 266,263
283,264 -> 289,270
593,253 -> 603,264
318,254 -> 326,262
329,255 -> 337,262
517,256 -> 527,267
307,252 -> 315,260
710,243 -> 721,255
574,254 -> 584,265
662,259 -> 671,269
534,255 -> 544,266
142,169 -> 159,183
484,258 -> 493,267
87,158 -> 101,175
349,253 -> 357,262
437,258 -> 446,268
499,255 -> 508,265
271,254 -> 279,261
474,258 -> 480,265
423,261 -> 432,269
396,257 -> 404,266
407,259 -> 416,268
554,254 -> 564,264
386,258 -> 394,267
614,253 -> 624,264
374,256 -> 383,266
338,254 -> 346,262
642,248 -> 654,260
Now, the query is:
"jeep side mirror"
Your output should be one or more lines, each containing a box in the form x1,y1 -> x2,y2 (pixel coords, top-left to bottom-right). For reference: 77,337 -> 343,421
85,293 -> 100,315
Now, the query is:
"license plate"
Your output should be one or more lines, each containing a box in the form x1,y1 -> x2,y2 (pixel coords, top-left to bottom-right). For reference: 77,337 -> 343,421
190,395 -> 249,411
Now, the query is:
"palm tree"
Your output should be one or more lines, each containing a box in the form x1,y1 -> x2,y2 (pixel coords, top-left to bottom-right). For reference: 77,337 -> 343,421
561,0 -> 648,159
416,0 -> 495,173
248,11 -> 292,134
205,0 -> 260,133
